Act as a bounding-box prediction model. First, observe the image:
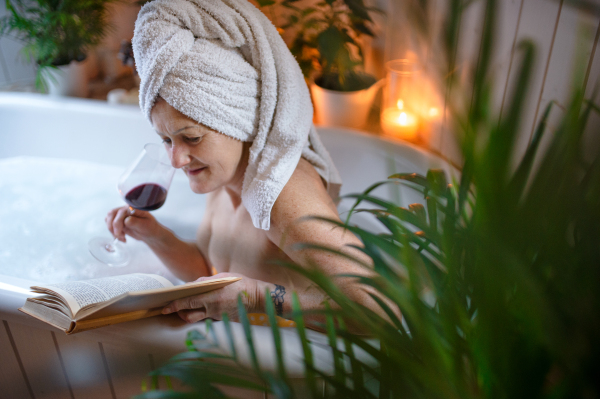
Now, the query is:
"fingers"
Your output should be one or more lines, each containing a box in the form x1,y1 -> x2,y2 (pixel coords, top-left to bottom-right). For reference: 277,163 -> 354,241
164,295 -> 211,323
105,206 -> 153,242
177,309 -> 207,323
105,207 -> 123,239
161,273 -> 247,323
111,207 -> 132,242
163,294 -> 207,314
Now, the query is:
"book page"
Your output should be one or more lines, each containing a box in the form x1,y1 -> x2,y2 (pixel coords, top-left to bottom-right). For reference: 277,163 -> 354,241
77,277 -> 241,321
34,273 -> 173,317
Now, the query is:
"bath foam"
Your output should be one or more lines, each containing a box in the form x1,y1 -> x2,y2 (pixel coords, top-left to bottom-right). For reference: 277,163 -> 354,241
0,156 -> 203,284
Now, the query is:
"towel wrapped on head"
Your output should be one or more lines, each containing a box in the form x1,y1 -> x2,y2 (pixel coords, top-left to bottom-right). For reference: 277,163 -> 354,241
132,0 -> 341,230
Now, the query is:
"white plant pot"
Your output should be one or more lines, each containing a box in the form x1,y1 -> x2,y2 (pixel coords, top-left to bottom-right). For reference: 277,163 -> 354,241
310,79 -> 384,130
42,58 -> 90,98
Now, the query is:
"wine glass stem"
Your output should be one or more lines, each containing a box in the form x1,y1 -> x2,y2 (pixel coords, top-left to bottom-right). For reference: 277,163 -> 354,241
106,238 -> 120,253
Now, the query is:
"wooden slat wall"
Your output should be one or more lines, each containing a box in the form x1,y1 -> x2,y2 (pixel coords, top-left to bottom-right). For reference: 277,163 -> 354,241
52,332 -> 115,399
0,320 -> 102,398
583,16 -> 600,163
0,318 -> 271,399
0,320 -> 34,399
0,319 -> 154,399
425,0 -> 600,164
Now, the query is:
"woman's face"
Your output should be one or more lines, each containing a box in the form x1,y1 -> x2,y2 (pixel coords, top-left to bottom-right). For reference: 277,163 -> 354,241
150,98 -> 246,194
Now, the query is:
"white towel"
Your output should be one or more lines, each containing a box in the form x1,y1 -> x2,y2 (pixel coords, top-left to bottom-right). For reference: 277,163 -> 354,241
132,0 -> 341,230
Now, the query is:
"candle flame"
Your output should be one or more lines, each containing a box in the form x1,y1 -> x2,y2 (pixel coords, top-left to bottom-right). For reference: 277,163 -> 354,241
397,99 -> 404,110
398,112 -> 408,125
428,107 -> 439,117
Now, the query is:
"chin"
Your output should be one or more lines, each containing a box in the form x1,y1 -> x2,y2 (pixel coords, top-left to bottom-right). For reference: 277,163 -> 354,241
188,178 -> 219,194
189,182 -> 210,194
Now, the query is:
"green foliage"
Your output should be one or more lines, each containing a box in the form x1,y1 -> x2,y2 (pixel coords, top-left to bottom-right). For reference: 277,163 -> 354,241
0,0 -> 117,90
260,0 -> 379,91
137,0 -> 600,397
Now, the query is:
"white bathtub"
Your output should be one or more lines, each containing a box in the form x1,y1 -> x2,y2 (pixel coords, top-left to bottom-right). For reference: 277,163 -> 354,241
0,92 -> 451,398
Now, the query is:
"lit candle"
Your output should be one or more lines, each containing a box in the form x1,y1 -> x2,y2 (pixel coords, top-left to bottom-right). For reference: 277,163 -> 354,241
381,99 -> 419,142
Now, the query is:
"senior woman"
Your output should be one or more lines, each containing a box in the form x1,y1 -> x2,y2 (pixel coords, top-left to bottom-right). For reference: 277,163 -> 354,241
105,0 -> 392,333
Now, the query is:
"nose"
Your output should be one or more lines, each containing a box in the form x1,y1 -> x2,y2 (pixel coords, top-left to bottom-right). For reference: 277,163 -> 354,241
169,144 -> 191,169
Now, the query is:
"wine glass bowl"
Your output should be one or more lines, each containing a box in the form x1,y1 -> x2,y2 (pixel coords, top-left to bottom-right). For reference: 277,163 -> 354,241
89,143 -> 175,267
118,143 -> 174,211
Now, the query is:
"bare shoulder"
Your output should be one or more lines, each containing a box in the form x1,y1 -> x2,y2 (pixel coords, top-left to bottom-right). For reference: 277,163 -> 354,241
267,158 -> 339,243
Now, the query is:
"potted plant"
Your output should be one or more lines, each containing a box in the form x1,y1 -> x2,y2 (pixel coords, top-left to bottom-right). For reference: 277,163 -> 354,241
0,0 -> 117,96
258,0 -> 383,129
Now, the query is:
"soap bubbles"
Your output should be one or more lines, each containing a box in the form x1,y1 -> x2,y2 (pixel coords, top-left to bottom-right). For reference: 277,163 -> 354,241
0,157 -> 203,285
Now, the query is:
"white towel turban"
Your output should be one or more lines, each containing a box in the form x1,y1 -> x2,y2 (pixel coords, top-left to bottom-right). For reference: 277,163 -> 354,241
133,0 -> 341,230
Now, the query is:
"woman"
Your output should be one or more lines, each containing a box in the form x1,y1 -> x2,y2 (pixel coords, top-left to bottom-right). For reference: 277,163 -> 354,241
106,0 -> 391,333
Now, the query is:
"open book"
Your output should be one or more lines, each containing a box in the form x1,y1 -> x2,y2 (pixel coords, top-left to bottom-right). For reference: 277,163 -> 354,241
18,273 -> 240,334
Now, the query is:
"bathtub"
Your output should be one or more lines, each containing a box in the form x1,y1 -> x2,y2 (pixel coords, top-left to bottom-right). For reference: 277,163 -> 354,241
0,92 -> 452,398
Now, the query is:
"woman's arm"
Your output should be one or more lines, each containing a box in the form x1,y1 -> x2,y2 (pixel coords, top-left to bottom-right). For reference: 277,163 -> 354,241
261,159 -> 397,334
105,206 -> 211,281
144,225 -> 211,281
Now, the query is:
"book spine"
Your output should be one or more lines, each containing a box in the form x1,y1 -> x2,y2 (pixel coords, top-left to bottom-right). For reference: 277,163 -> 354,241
67,308 -> 164,334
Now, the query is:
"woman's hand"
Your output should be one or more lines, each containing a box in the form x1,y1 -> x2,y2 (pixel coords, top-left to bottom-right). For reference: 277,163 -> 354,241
105,206 -> 163,244
162,272 -> 262,323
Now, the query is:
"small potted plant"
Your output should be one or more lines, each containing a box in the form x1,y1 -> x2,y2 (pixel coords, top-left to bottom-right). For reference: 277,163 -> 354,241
259,0 -> 382,129
0,0 -> 117,96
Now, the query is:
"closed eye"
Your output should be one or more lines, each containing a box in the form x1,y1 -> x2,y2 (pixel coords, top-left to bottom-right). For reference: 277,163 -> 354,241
185,136 -> 201,144
161,137 -> 172,145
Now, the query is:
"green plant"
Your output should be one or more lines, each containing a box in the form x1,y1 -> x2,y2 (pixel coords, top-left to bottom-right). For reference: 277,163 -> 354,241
257,0 -> 379,91
0,0 -> 117,90
135,0 -> 600,397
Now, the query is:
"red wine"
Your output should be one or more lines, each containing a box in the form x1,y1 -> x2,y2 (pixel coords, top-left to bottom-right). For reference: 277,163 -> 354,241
124,183 -> 167,211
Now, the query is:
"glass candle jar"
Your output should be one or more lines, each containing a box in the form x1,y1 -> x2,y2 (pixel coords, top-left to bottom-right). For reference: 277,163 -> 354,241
380,60 -> 424,143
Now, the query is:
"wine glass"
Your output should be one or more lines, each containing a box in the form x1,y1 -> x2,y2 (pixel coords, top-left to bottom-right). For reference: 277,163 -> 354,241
89,143 -> 175,266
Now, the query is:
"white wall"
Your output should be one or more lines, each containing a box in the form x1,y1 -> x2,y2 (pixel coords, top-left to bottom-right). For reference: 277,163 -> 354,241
0,1 -> 37,88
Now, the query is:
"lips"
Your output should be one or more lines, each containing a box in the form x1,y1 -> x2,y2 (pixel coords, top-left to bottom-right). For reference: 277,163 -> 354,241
186,167 -> 206,176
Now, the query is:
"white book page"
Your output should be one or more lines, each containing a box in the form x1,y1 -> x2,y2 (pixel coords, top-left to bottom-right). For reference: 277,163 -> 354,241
36,273 -> 173,316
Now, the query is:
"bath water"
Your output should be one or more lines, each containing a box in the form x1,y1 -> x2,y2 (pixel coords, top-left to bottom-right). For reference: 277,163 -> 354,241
0,157 -> 204,284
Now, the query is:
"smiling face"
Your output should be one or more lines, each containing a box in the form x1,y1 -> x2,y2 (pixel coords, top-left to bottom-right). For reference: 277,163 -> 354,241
150,97 -> 247,194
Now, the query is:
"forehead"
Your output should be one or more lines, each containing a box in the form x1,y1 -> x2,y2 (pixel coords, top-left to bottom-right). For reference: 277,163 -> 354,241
151,100 -> 201,134
151,99 -> 188,124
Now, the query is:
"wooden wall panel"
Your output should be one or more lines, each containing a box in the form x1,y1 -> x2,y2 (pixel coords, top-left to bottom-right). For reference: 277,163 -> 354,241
531,7 -> 598,177
437,0 -> 488,165
584,19 -> 600,98
492,0 -> 525,119
101,341 -> 153,399
53,332 -> 114,399
0,320 -> 33,399
583,19 -> 600,163
421,0 -> 449,156
498,0 -> 562,162
7,322 -> 71,399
